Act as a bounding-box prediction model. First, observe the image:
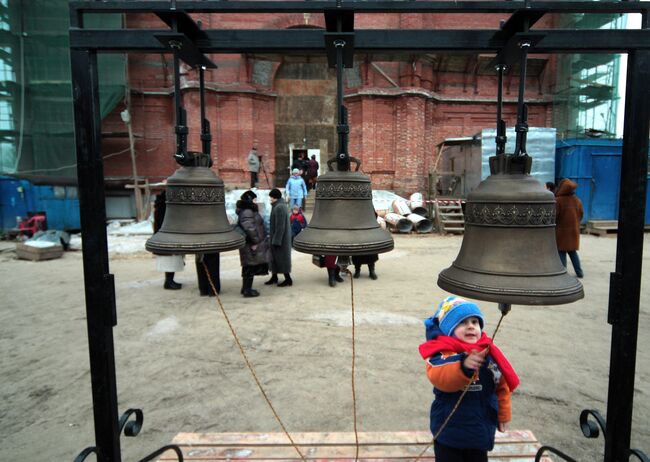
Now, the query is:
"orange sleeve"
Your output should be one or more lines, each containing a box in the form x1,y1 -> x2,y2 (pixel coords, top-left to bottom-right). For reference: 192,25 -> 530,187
424,352 -> 473,393
496,376 -> 512,423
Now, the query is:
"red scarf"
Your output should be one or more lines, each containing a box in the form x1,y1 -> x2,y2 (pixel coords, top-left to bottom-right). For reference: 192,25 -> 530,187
418,333 -> 519,391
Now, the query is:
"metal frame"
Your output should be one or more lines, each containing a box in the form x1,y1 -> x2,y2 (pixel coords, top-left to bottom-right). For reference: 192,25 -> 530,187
69,2 -> 649,461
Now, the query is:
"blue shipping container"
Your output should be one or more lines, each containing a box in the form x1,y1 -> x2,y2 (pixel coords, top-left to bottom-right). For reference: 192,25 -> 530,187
0,176 -> 81,232
555,139 -> 650,225
0,176 -> 36,232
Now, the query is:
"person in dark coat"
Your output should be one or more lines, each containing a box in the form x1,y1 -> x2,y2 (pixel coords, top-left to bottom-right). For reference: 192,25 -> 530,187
307,155 -> 319,190
153,191 -> 182,290
196,253 -> 220,296
555,178 -> 584,278
265,188 -> 292,287
352,254 -> 379,280
545,181 -> 556,194
236,190 -> 270,297
324,255 -> 344,287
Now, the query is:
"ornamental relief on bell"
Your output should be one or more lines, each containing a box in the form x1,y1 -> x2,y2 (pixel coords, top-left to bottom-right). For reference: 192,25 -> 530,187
316,182 -> 372,199
465,203 -> 555,226
167,186 -> 225,203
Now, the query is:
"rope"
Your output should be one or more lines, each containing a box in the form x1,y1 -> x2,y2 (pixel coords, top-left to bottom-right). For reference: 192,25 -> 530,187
342,268 -> 360,462
202,262 -> 307,462
413,310 -> 508,460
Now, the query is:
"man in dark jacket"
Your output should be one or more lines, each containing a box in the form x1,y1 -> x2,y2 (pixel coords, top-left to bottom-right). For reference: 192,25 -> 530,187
555,178 -> 584,278
266,188 -> 292,286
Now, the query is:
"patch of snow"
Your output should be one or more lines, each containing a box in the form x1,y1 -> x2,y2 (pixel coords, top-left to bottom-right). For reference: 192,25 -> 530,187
309,310 -> 420,327
146,316 -> 180,337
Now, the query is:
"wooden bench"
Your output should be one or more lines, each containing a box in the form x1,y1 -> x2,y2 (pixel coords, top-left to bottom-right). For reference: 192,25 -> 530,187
158,430 -> 552,461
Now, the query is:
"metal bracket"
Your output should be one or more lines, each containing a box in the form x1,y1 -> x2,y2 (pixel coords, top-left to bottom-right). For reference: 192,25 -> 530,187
490,32 -> 544,68
154,32 -> 217,69
608,272 -> 623,325
154,11 -> 217,68
325,8 -> 355,68
324,32 -> 355,68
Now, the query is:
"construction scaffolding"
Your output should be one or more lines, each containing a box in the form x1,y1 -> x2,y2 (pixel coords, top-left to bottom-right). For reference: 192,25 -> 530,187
0,0 -> 126,180
552,12 -> 625,139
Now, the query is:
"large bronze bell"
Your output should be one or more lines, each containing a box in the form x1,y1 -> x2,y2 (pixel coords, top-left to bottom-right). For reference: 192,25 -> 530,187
438,154 -> 584,305
293,158 -> 394,256
145,153 -> 245,255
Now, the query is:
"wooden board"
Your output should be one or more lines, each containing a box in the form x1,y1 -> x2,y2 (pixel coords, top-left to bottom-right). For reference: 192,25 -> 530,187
158,430 -> 553,461
15,243 -> 63,261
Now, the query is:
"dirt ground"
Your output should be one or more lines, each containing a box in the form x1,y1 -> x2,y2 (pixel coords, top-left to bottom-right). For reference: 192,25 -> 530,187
1,231 -> 649,461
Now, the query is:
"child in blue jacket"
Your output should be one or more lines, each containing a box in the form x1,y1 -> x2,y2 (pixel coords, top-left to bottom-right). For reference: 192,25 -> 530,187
418,296 -> 519,461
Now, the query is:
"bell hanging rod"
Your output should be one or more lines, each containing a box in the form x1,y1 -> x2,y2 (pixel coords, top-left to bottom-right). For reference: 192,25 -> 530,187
513,40 -> 531,158
495,62 -> 507,157
324,5 -> 355,172
154,10 -> 216,166
198,65 -> 212,160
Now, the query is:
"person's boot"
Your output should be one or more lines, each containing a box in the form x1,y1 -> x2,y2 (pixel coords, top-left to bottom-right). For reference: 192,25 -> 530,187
368,263 -> 378,280
334,268 -> 344,283
327,268 -> 337,287
242,276 -> 259,297
278,273 -> 293,287
353,265 -> 361,279
265,273 -> 279,285
164,272 -> 182,290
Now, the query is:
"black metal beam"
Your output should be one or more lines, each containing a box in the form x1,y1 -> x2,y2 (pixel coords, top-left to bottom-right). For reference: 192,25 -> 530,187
69,0 -> 650,14
70,49 -> 122,462
605,49 -> 650,462
69,29 -> 650,54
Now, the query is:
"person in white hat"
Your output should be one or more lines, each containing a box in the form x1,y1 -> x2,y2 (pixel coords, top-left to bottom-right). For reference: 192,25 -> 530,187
285,168 -> 307,210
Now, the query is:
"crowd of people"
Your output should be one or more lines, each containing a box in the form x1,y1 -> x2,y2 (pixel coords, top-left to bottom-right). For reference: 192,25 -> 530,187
151,186 -> 380,297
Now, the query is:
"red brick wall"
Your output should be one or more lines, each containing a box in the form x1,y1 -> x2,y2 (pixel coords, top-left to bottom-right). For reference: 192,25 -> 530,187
102,12 -> 556,197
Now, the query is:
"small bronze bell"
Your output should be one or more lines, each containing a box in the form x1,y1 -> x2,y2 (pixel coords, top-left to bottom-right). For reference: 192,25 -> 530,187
437,154 -> 584,305
145,153 -> 245,254
293,159 -> 394,256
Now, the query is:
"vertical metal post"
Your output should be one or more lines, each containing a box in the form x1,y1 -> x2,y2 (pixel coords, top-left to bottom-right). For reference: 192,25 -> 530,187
604,48 -> 650,462
70,48 -> 122,462
199,66 -> 212,157
513,42 -> 530,157
334,39 -> 350,171
495,64 -> 507,156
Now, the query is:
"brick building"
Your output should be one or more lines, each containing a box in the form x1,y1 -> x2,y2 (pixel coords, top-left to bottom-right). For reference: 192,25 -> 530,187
101,12 -> 556,196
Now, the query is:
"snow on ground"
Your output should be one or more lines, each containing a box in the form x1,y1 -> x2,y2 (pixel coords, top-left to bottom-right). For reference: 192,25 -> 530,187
66,189 -> 414,255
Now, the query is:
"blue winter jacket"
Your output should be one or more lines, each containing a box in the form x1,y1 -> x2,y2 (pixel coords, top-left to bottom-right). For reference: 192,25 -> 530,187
285,176 -> 307,199
427,352 -> 502,451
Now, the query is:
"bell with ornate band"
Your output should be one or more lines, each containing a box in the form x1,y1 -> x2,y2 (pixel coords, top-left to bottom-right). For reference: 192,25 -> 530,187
438,44 -> 583,306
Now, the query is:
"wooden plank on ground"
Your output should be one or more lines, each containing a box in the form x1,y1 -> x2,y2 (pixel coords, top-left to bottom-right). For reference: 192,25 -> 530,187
158,430 -> 552,461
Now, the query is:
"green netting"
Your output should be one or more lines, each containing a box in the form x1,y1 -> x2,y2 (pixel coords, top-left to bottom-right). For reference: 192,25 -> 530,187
0,0 -> 126,179
552,12 -> 623,139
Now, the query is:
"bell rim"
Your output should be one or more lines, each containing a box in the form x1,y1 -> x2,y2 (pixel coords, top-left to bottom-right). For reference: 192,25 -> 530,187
450,262 -> 568,278
146,234 -> 245,255
292,240 -> 394,256
437,268 -> 585,306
